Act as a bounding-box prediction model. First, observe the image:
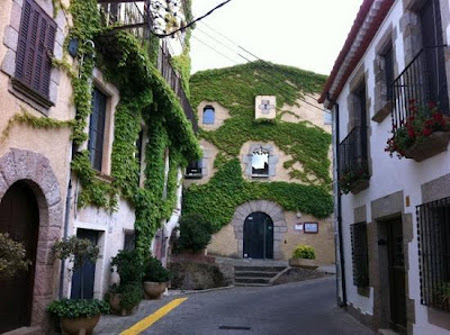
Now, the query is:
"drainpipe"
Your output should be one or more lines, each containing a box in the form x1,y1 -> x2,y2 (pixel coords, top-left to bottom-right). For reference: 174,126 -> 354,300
327,93 -> 347,307
59,39 -> 96,298
59,178 -> 72,299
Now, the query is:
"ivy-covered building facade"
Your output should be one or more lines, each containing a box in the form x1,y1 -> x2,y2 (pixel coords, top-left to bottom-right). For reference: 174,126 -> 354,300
0,0 -> 199,332
184,62 -> 335,263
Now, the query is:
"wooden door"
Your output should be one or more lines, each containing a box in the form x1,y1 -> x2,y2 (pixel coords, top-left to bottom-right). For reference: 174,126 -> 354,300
0,182 -> 39,333
70,229 -> 98,299
243,212 -> 273,259
387,218 -> 407,333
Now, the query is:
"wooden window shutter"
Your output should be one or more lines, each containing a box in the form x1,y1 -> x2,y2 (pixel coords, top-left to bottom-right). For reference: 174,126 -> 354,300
15,0 -> 56,99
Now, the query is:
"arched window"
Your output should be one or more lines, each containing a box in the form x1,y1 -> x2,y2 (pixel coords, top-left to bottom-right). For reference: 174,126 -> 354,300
203,105 -> 215,125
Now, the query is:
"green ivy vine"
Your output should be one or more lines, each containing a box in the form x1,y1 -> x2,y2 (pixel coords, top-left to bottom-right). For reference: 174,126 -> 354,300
183,62 -> 333,232
66,0 -> 199,256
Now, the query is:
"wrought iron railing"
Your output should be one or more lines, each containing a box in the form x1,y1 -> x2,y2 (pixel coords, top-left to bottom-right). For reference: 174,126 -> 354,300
417,197 -> 450,312
351,222 -> 369,287
392,46 -> 449,130
338,126 -> 369,178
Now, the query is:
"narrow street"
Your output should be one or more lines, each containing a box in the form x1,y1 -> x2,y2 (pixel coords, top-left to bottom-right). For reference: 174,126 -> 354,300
96,277 -> 375,335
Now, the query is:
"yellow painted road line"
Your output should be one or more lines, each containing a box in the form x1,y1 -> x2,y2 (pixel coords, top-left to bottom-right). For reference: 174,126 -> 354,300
120,298 -> 188,335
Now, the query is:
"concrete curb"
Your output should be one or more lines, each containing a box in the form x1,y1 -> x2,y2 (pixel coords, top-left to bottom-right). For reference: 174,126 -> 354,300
166,285 -> 235,296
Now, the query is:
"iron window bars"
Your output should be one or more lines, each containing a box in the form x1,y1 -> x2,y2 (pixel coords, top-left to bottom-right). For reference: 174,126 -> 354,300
417,197 -> 450,312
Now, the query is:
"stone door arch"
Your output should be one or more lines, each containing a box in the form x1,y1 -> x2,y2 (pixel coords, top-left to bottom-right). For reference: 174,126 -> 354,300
0,149 -> 64,330
231,200 -> 287,260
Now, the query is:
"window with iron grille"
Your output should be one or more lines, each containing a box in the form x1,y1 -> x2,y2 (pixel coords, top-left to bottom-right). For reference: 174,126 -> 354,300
185,160 -> 202,179
14,0 -> 56,102
351,222 -> 369,287
417,197 -> 450,312
88,88 -> 107,171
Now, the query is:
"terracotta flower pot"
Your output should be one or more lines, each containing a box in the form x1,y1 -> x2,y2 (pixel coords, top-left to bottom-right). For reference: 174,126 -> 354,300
143,281 -> 167,299
108,293 -> 138,316
60,314 -> 100,335
404,131 -> 450,162
289,258 -> 318,269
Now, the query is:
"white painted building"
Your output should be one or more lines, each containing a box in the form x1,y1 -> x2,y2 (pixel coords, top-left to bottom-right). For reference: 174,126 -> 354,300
319,0 -> 450,333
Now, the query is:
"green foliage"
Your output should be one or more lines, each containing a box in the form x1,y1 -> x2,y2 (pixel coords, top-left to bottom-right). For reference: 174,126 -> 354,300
1,109 -> 75,142
0,233 -> 31,278
184,61 -> 333,231
183,159 -> 333,232
143,255 -> 172,282
176,213 -> 214,251
47,299 -> 109,318
108,283 -> 143,311
52,236 -> 100,269
191,62 -> 331,186
71,151 -> 117,209
292,244 -> 316,260
111,249 -> 144,285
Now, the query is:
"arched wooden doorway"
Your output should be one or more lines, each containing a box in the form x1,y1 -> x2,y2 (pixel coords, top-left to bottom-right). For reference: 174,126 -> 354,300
0,181 -> 40,333
243,212 -> 273,259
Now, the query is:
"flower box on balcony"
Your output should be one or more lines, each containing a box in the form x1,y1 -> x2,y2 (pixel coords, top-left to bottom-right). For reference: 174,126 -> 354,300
339,171 -> 370,195
403,131 -> 450,162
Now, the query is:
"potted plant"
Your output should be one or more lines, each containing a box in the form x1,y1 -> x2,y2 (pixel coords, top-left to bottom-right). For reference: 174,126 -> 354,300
289,244 -> 318,269
0,232 -> 31,278
176,213 -> 214,255
434,282 -> 450,311
385,100 -> 450,161
338,167 -> 370,195
47,236 -> 109,335
107,249 -> 143,315
142,255 -> 172,299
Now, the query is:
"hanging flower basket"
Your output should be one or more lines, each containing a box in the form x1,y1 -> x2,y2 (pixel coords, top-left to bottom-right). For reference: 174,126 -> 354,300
338,169 -> 370,195
385,100 -> 450,161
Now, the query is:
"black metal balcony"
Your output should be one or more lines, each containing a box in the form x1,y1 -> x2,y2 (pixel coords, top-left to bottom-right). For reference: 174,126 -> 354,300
392,46 -> 449,130
338,126 -> 369,194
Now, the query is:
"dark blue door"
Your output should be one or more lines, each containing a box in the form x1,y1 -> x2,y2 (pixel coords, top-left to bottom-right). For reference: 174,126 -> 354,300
70,229 -> 98,299
243,212 -> 273,259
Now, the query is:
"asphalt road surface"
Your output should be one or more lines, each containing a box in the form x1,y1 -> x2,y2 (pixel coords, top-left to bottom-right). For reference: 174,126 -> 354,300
96,276 -> 375,335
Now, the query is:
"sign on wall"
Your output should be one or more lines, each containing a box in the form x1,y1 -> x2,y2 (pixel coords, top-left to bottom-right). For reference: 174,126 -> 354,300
303,222 -> 319,234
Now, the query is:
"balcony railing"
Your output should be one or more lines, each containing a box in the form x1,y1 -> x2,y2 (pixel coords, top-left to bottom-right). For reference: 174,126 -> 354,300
392,46 -> 449,130
157,43 -> 198,132
99,1 -> 151,42
97,1 -> 197,133
338,126 -> 369,177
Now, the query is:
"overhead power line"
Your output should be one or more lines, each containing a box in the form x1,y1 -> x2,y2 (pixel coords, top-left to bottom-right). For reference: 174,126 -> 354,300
151,0 -> 233,38
199,21 -> 320,103
192,35 -> 323,112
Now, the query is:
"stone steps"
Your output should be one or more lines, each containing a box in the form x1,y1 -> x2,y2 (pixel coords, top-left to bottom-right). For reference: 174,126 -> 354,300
234,265 -> 287,287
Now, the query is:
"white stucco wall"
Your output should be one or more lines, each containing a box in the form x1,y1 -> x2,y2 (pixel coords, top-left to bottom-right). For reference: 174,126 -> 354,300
332,0 -> 450,333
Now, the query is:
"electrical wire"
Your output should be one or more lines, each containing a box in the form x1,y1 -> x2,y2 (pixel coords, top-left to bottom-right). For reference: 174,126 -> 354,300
151,0 -> 233,38
199,21 -> 320,102
192,35 -> 324,112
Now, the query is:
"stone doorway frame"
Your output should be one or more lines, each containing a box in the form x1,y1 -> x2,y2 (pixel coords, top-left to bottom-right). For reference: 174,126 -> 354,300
0,148 -> 64,330
231,200 -> 287,260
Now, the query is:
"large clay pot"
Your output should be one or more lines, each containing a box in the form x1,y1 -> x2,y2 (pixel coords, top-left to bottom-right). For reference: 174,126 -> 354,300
108,293 -> 137,316
60,314 -> 100,335
143,281 -> 167,299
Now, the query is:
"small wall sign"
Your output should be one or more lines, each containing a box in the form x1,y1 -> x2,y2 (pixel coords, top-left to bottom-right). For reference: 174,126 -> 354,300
294,223 -> 303,231
303,222 -> 319,234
